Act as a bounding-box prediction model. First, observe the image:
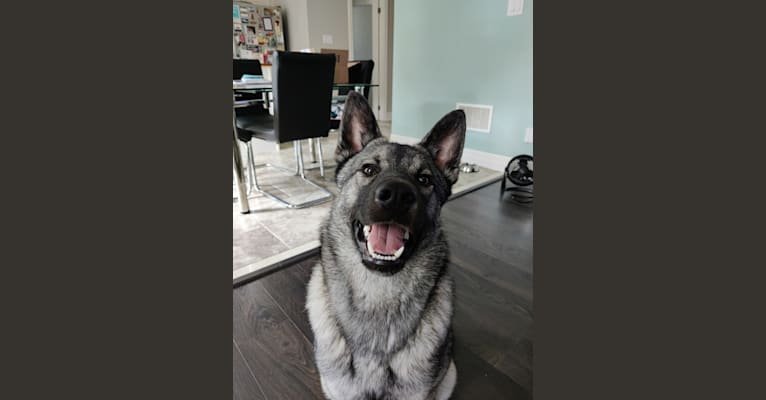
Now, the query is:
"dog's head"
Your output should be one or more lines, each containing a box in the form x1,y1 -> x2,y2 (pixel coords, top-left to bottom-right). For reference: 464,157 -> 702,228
333,91 -> 466,275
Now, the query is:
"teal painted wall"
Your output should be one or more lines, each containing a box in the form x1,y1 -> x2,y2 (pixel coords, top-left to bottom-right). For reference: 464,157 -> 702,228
391,0 -> 533,157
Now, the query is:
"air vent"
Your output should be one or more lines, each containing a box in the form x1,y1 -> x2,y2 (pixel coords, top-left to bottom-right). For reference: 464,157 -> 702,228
456,103 -> 493,133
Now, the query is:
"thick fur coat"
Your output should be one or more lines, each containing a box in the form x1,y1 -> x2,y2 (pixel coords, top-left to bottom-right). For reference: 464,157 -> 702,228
307,91 -> 466,400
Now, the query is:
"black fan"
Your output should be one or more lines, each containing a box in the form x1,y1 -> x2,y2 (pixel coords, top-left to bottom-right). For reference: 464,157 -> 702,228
501,155 -> 534,203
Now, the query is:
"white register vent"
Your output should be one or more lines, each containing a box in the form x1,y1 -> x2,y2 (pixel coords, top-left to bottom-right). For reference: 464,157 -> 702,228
456,103 -> 493,133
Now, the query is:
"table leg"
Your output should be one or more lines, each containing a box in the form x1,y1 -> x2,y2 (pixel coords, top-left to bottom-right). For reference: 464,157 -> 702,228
233,93 -> 250,214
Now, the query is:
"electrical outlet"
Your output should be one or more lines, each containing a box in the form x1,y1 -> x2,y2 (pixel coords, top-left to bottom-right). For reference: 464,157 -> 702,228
524,128 -> 533,143
322,34 -> 333,44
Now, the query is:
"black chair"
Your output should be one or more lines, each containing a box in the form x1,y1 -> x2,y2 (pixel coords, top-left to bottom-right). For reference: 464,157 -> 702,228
233,59 -> 268,104
235,51 -> 335,209
348,60 -> 375,99
332,60 -> 375,130
233,59 -> 263,80
233,59 -> 270,193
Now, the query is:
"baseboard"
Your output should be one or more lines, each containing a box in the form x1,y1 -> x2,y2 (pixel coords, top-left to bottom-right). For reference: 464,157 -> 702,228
461,148 -> 511,172
389,134 -> 419,145
390,134 -> 511,171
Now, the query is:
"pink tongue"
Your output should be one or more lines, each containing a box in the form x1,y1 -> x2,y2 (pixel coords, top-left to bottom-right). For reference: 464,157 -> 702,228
369,223 -> 405,255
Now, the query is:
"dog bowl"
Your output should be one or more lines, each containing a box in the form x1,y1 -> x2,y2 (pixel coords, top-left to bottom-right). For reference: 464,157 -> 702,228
460,163 -> 479,173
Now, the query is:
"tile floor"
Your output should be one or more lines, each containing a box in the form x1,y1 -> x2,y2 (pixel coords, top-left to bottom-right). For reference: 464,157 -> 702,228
233,122 -> 504,281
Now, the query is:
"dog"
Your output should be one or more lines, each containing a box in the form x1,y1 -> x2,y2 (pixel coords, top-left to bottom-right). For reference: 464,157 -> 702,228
306,91 -> 466,400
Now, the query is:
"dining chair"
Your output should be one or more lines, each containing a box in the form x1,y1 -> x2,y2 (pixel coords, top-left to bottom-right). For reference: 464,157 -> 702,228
235,51 -> 335,209
348,60 -> 375,99
332,60 -> 375,130
233,59 -> 263,80
234,59 -> 270,192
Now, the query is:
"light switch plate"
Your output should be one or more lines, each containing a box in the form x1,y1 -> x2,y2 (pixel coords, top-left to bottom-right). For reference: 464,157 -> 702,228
507,0 -> 524,16
322,34 -> 333,44
524,127 -> 533,143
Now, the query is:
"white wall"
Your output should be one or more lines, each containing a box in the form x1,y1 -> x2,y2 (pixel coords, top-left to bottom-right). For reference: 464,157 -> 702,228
306,0 -> 349,50
268,0 -> 349,51
270,0 -> 310,50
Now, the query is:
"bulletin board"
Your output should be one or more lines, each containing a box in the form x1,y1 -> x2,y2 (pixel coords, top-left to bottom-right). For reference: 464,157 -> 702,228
233,2 -> 286,64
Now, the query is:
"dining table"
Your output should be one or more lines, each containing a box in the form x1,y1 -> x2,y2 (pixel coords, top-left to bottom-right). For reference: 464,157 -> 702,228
233,80 -> 378,213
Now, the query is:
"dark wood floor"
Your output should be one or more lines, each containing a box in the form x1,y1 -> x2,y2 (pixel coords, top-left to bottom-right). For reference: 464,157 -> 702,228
233,181 -> 533,399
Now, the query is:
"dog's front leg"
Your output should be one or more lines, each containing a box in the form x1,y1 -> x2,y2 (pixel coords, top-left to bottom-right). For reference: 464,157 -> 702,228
389,277 -> 456,400
307,266 -> 365,400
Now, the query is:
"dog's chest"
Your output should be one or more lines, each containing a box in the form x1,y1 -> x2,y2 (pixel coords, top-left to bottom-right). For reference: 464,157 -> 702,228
340,293 -> 421,354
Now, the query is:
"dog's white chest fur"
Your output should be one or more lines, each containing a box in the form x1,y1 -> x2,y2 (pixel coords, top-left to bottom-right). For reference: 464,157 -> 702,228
306,264 -> 455,400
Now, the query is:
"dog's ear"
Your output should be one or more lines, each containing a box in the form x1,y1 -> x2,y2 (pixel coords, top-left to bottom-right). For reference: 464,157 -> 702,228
420,110 -> 466,185
336,91 -> 383,166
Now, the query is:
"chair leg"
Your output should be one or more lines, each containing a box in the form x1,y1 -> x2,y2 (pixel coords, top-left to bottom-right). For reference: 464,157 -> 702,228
308,138 -> 317,163
295,140 -> 306,179
241,139 -> 333,209
303,137 -> 335,173
317,138 -> 325,178
247,142 -> 260,191
293,141 -> 301,175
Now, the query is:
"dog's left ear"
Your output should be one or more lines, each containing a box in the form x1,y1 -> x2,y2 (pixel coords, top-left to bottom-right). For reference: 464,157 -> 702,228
420,110 -> 466,185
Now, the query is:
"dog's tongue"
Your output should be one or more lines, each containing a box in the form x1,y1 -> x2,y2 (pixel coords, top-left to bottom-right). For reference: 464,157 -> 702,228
369,223 -> 405,255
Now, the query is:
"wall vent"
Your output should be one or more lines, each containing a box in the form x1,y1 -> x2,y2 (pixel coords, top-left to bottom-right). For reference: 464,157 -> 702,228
456,103 -> 493,133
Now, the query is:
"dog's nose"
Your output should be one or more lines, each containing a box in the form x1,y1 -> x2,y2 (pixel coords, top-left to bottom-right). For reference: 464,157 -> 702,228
375,180 -> 416,210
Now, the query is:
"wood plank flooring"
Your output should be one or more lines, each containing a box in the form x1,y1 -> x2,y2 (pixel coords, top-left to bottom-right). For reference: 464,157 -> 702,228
233,181 -> 533,399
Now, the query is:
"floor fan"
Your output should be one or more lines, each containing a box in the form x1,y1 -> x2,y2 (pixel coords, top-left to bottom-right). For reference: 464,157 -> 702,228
501,154 -> 533,203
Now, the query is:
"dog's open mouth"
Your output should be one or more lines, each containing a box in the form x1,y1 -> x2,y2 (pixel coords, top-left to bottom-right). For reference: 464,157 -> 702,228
354,220 -> 412,274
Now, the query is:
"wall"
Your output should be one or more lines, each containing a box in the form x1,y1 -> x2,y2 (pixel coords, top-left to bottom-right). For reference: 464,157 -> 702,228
306,0 -> 349,50
391,0 -> 533,158
386,0 -> 394,114
270,0 -> 310,50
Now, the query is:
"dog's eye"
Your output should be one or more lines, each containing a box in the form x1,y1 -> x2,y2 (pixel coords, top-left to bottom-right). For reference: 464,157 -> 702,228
416,174 -> 432,186
361,164 -> 378,177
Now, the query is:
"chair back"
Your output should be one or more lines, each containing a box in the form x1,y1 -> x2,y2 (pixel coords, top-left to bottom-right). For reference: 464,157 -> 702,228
348,60 -> 375,99
234,59 -> 268,115
272,51 -> 335,142
233,59 -> 263,79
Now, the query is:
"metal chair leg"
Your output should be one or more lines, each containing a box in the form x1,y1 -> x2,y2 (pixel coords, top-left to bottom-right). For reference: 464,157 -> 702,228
241,139 -> 333,209
293,141 -> 301,175
317,138 -> 325,178
303,137 -> 336,173
308,138 -> 317,163
296,140 -> 306,179
247,141 -> 260,191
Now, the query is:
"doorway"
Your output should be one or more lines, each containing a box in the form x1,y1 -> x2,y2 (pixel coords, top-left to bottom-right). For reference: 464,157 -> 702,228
348,0 -> 393,122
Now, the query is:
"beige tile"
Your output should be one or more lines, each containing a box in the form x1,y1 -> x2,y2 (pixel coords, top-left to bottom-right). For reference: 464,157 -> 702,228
233,219 -> 290,270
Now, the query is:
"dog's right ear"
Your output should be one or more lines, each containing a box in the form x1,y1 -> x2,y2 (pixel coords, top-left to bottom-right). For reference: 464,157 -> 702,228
335,91 -> 382,166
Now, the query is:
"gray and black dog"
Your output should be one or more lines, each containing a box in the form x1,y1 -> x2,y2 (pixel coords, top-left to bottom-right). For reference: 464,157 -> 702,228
307,91 -> 466,400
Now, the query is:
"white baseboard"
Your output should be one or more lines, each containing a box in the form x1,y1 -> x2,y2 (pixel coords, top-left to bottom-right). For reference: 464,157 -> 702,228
379,112 -> 392,121
390,134 -> 511,171
461,148 -> 511,172
389,134 -> 419,145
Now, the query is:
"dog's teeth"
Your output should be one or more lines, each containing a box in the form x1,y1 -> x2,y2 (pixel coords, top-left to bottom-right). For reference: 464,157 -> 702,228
363,225 -> 371,238
367,241 -> 375,255
403,230 -> 410,240
393,247 -> 404,259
